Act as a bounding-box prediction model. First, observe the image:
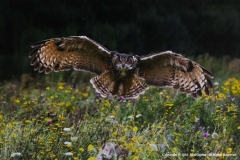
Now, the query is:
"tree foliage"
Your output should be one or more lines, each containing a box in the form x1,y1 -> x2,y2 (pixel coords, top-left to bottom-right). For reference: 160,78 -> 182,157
0,0 -> 239,80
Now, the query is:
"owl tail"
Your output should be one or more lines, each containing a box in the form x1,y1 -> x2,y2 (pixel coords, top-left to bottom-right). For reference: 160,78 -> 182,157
120,74 -> 149,99
90,72 -> 149,99
90,72 -> 114,98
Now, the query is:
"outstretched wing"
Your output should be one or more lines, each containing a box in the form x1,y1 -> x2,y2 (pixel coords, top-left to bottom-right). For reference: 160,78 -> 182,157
138,51 -> 214,98
29,36 -> 111,74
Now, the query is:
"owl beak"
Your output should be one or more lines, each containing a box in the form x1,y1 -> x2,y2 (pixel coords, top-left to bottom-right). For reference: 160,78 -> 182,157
122,64 -> 125,68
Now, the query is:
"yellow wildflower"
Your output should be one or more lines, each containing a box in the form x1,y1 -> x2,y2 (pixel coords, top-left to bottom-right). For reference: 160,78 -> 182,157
219,152 -> 224,158
49,153 -> 56,158
58,85 -> 64,90
127,102 -> 131,107
82,92 -> 89,98
112,131 -> 117,136
87,157 -> 96,160
112,110 -> 117,116
172,147 -> 177,152
15,99 -> 20,104
7,124 -> 13,129
65,89 -> 71,93
25,120 -> 31,123
11,133 -> 17,138
132,156 -> 140,160
66,101 -> 71,107
79,147 -> 84,152
132,126 -> 138,132
23,101 -> 30,105
131,137 -> 138,143
228,104 -> 235,112
126,142 -> 134,149
103,99 -> 111,107
88,144 -> 94,151
164,102 -> 174,107
226,148 -> 232,154
215,92 -> 226,101
58,115 -> 66,121
138,136 -> 143,142
1,130 -> 6,135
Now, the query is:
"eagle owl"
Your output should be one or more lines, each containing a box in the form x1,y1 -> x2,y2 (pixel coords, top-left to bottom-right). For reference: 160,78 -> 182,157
29,36 -> 213,99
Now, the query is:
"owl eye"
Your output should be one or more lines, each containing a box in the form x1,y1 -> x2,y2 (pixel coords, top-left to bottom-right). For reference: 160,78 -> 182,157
114,60 -> 122,66
126,57 -> 133,64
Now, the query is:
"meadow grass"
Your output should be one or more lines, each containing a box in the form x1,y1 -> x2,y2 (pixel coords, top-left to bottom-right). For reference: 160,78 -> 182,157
0,76 -> 240,160
0,54 -> 240,160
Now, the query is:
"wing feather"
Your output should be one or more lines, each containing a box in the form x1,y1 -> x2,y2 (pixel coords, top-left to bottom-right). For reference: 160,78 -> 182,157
138,51 -> 214,98
29,36 -> 111,74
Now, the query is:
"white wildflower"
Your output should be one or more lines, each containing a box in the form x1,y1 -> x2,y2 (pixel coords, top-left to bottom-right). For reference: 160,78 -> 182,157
64,152 -> 73,156
149,144 -> 158,151
106,115 -> 116,122
127,115 -> 134,119
10,152 -> 22,157
214,82 -> 219,86
136,114 -> 142,118
112,120 -> 118,125
195,117 -> 200,122
109,115 -> 115,119
70,136 -> 78,142
211,132 -> 218,139
63,127 -> 71,131
64,141 -> 72,146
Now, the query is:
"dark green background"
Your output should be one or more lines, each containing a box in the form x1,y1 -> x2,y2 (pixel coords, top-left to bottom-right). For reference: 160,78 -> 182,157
0,0 -> 239,80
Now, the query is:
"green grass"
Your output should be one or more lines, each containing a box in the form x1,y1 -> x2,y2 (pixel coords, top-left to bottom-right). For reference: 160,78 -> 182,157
0,76 -> 240,160
1,54 -> 240,159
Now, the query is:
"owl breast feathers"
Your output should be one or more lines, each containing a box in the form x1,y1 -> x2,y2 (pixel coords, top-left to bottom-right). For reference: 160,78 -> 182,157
29,36 -> 214,99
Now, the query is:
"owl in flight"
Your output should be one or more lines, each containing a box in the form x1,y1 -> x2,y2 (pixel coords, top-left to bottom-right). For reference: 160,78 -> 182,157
29,36 -> 213,99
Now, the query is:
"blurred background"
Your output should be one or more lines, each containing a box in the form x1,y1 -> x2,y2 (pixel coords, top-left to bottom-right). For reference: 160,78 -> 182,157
0,0 -> 240,82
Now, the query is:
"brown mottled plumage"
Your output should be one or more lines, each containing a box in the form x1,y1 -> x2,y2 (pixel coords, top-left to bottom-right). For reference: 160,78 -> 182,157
29,36 -> 214,99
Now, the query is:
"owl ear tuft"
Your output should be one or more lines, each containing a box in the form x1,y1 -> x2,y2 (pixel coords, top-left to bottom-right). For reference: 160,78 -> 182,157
134,55 -> 141,61
110,51 -> 119,57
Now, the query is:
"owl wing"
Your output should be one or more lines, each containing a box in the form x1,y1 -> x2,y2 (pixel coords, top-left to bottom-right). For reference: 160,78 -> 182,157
29,36 -> 111,74
138,51 -> 214,98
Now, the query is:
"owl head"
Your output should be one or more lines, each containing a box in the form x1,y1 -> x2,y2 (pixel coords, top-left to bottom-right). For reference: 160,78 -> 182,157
111,51 -> 139,70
